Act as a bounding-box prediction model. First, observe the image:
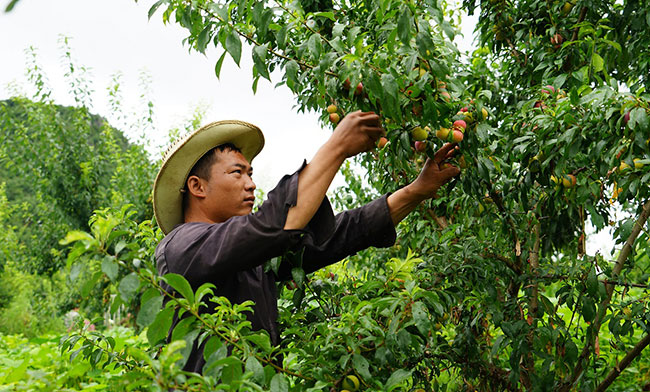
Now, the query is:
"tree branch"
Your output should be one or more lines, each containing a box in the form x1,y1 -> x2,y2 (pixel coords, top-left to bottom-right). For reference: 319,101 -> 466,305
595,334 -> 650,392
561,199 -> 650,391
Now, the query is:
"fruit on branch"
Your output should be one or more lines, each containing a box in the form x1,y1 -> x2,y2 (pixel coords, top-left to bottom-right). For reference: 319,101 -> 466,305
634,159 -> 644,169
415,141 -> 427,152
377,137 -> 388,148
440,90 -> 451,101
327,104 -> 338,114
451,130 -> 464,143
436,127 -> 450,140
562,174 -> 576,188
623,111 -> 630,125
329,112 -> 340,124
458,155 -> 468,169
342,375 -> 360,391
453,119 -> 467,131
481,107 -> 489,120
561,1 -> 574,15
354,82 -> 363,96
343,78 -> 351,90
459,107 -> 468,112
550,33 -> 564,48
541,85 -> 555,95
411,126 -> 428,141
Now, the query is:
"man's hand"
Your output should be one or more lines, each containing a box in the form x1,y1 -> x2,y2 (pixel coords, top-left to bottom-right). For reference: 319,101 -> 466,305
408,143 -> 461,199
327,111 -> 384,158
386,143 -> 461,225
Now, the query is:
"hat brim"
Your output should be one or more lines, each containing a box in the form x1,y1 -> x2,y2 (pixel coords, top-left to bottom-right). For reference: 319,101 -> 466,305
153,120 -> 264,234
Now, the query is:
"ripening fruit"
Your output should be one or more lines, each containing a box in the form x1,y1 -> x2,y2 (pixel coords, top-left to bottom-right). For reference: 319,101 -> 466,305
354,82 -> 363,96
550,33 -> 564,48
451,130 -> 464,143
411,126 -> 428,141
562,174 -> 576,188
329,113 -> 340,124
634,159 -> 644,169
619,161 -> 630,171
453,119 -> 467,131
342,375 -> 360,391
436,127 -> 450,140
541,85 -> 555,95
415,141 -> 427,152
377,137 -> 388,148
562,1 -> 574,14
440,90 -> 451,101
327,104 -> 337,114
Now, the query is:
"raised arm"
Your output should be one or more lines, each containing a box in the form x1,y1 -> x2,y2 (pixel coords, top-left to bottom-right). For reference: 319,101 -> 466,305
387,143 -> 460,225
284,111 -> 384,230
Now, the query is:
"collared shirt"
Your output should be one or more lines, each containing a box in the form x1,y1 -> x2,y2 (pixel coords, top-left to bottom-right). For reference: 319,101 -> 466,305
155,164 -> 396,373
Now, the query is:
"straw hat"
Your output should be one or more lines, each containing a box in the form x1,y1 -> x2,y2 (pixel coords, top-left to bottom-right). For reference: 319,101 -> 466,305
153,120 -> 264,234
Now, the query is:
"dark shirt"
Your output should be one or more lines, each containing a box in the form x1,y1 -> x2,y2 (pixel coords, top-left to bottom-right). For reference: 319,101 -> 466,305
155,164 -> 396,373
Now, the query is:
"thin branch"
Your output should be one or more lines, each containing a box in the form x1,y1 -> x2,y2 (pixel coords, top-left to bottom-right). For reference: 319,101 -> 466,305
561,199 -> 650,391
595,334 -> 650,392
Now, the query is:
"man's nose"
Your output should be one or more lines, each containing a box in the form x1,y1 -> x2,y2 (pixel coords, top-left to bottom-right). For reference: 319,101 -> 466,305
245,176 -> 256,191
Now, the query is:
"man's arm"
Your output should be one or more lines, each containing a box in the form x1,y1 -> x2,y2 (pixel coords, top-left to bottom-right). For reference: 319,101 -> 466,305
387,143 -> 460,225
284,111 -> 384,230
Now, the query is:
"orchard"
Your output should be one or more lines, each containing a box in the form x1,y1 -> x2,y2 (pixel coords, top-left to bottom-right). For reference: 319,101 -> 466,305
3,0 -> 650,391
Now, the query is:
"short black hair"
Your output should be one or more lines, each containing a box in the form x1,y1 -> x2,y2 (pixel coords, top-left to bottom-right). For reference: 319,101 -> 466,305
182,143 -> 242,210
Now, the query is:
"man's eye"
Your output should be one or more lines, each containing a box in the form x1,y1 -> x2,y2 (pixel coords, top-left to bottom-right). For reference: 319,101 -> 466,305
232,170 -> 242,174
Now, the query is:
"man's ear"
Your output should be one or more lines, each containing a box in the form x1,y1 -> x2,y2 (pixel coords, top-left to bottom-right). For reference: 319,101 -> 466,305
186,175 -> 206,199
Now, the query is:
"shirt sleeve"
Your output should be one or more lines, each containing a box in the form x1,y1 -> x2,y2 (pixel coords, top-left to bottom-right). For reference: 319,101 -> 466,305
276,194 -> 397,279
156,162 -> 309,287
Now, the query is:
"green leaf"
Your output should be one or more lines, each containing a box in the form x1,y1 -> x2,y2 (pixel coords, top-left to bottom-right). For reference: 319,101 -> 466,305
582,297 -> 596,322
147,0 -> 166,20
137,295 -> 164,328
586,269 -> 598,296
163,273 -> 195,304
412,301 -> 431,336
101,256 -> 119,281
352,354 -> 371,379
397,9 -> 411,45
291,267 -> 306,287
252,45 -> 270,80
245,356 -> 265,383
197,25 -> 211,53
314,11 -> 335,21
270,373 -> 289,392
386,369 -> 412,391
245,332 -> 272,353
380,73 -> 398,100
307,33 -> 322,59
214,51 -> 227,79
147,306 -> 174,346
225,30 -> 242,66
592,52 -> 604,72
118,273 -> 140,302
415,32 -> 435,57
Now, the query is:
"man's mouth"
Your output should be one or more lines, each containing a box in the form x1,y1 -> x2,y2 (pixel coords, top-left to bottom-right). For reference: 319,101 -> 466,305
244,196 -> 255,204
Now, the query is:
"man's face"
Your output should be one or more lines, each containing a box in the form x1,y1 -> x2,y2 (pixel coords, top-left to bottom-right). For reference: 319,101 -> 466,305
201,149 -> 256,223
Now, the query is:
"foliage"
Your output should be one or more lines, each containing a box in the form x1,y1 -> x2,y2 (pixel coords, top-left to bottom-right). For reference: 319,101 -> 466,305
0,45 -> 156,275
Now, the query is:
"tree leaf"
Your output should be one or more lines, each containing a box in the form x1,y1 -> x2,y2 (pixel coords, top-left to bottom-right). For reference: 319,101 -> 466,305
147,306 -> 174,346
270,373 -> 289,392
592,52 -> 604,72
118,273 -> 140,302
386,369 -> 412,391
352,354 -> 371,379
147,0 -> 166,20
252,45 -> 270,80
245,356 -> 265,383
214,51 -> 227,79
397,9 -> 411,45
225,30 -> 242,66
101,256 -> 119,281
137,295 -> 163,328
163,273 -> 195,304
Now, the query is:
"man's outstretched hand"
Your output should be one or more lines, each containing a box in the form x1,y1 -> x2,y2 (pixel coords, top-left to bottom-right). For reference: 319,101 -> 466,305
328,110 -> 385,158
409,143 -> 461,199
386,143 -> 461,225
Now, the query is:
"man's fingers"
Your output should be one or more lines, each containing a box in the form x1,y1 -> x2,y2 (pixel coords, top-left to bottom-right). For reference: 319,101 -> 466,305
433,143 -> 457,163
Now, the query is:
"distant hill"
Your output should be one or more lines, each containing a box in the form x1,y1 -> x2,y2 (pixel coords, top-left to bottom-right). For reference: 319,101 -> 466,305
0,98 -> 154,274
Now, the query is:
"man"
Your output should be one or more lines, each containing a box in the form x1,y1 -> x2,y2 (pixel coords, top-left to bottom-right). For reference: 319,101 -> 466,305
152,111 -> 459,373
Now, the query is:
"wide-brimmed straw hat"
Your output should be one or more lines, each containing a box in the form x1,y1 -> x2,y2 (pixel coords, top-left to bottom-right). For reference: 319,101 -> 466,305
153,120 -> 264,234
